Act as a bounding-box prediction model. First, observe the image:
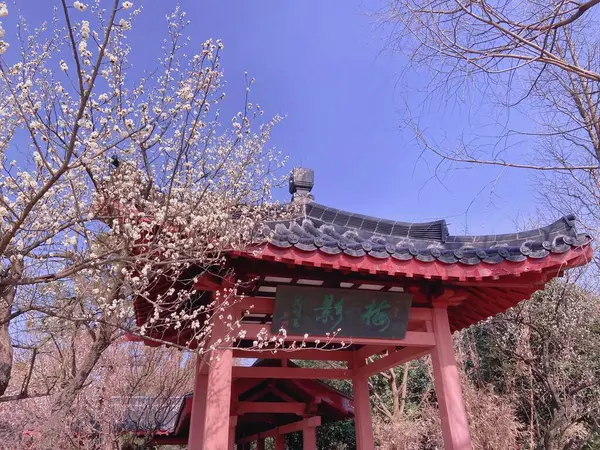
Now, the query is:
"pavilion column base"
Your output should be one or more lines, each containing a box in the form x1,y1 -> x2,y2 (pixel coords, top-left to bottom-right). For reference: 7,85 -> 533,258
188,355 -> 209,450
431,305 -> 473,450
352,355 -> 375,450
203,347 -> 234,450
275,432 -> 285,450
228,416 -> 237,450
302,421 -> 317,450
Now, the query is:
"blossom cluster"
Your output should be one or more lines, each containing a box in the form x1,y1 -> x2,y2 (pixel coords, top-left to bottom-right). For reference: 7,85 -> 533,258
0,2 -> 8,55
0,3 -> 288,363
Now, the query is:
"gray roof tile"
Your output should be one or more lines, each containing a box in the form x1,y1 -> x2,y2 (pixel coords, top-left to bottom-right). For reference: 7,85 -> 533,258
262,203 -> 591,266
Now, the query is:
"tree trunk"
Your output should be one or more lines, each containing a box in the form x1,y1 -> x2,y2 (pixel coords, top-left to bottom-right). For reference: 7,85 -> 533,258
0,291 -> 13,396
544,403 -> 570,450
49,322 -> 114,419
529,367 -> 535,450
0,262 -> 21,397
389,368 -> 400,419
399,362 -> 409,416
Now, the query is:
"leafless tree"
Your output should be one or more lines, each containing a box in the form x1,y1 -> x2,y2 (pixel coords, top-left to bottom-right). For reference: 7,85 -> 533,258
381,5 -> 600,443
476,280 -> 600,450
0,337 -> 194,449
383,0 -> 600,239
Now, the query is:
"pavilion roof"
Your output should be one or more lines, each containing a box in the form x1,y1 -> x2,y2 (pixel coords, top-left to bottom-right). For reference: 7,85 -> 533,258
131,168 -> 593,341
258,201 -> 590,265
118,395 -> 183,436
240,167 -> 591,280
222,168 -> 592,332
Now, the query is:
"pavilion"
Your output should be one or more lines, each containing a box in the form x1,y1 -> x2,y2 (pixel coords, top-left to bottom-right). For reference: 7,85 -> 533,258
148,359 -> 354,447
133,168 -> 592,450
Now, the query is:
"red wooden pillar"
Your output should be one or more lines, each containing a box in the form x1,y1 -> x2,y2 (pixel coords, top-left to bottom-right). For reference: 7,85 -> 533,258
256,438 -> 265,450
275,433 -> 285,450
228,416 -> 237,450
303,423 -> 317,450
352,354 -> 375,450
430,305 -> 473,450
203,347 -> 234,450
188,355 -> 209,450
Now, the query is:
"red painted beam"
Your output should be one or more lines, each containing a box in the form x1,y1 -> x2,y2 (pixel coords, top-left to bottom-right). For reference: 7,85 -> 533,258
234,378 -> 266,396
248,245 -> 591,283
232,349 -> 352,362
290,379 -> 353,416
235,298 -> 433,324
232,366 -> 352,380
238,324 -> 436,347
237,417 -> 322,444
266,385 -> 298,403
408,308 -> 433,321
355,345 -> 391,362
356,346 -> 432,377
236,401 -> 307,415
288,329 -> 436,347
133,244 -> 592,342
243,385 -> 275,402
235,296 -> 275,314
173,396 -> 192,435
278,416 -> 321,434
193,272 -> 222,291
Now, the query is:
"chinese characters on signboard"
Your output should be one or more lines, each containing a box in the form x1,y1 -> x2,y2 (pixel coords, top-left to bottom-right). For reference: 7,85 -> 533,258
271,285 -> 413,339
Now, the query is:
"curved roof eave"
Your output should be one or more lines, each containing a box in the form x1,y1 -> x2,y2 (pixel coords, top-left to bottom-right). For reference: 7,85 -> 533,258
252,202 -> 592,274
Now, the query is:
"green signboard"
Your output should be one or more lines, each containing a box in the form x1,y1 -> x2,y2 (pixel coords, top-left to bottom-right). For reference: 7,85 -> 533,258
271,285 -> 413,339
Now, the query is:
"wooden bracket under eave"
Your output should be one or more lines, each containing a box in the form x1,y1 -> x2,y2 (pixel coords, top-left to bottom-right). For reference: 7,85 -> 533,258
193,272 -> 223,291
431,288 -> 468,307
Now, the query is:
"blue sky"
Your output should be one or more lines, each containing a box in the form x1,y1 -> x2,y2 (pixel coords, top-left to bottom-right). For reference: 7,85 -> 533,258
18,0 -> 537,235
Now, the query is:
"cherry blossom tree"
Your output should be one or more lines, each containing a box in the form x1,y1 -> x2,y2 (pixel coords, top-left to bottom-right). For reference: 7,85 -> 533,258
0,337 -> 194,449
0,0 -> 287,424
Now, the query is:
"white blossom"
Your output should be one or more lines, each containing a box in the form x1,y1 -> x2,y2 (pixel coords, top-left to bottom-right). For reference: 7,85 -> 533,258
0,5 -> 289,380
81,20 -> 90,38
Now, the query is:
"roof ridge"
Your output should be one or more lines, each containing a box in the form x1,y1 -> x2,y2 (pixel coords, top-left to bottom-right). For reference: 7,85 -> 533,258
262,209 -> 591,266
308,202 -> 448,227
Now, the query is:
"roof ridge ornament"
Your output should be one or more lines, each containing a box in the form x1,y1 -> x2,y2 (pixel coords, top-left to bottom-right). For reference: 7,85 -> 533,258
289,167 -> 314,204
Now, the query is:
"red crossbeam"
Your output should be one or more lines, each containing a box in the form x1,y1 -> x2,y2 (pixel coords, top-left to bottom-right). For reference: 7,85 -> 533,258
232,366 -> 352,380
356,346 -> 432,377
237,417 -> 321,444
232,348 -> 352,361
236,401 -> 307,415
238,324 -> 436,347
